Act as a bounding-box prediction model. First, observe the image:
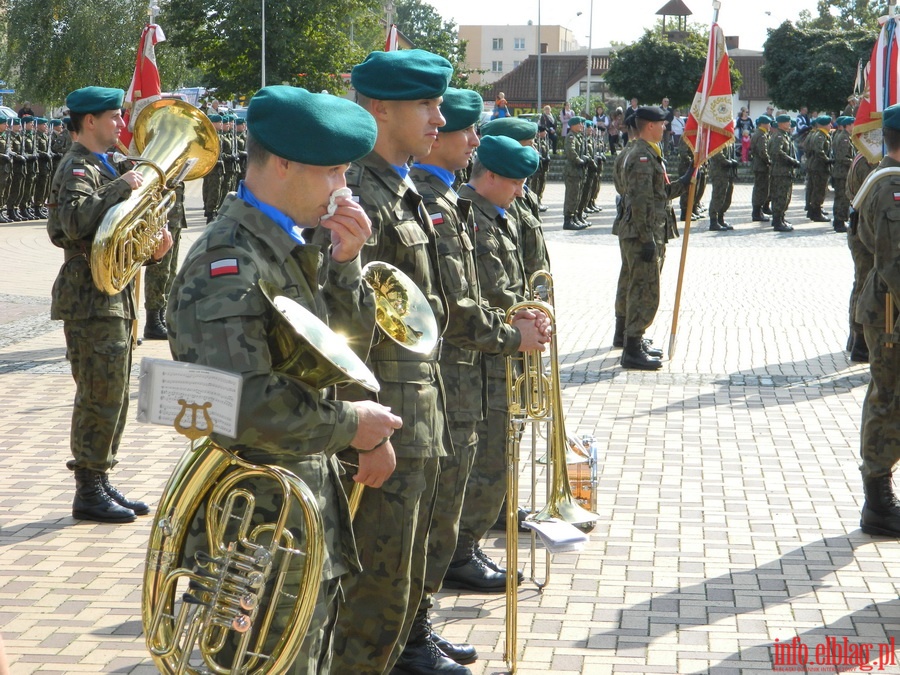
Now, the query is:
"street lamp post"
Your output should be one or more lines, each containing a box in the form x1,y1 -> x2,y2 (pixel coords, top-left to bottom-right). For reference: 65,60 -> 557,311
261,0 -> 266,88
584,0 -> 593,116
537,1 -> 542,115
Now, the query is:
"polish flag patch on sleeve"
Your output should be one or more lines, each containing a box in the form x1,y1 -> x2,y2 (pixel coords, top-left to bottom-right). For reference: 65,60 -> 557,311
429,212 -> 444,225
639,156 -> 649,163
72,168 -> 85,176
210,258 -> 239,277
894,192 -> 900,201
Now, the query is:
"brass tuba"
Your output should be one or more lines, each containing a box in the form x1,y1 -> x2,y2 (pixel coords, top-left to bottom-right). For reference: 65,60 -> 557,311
92,99 -> 219,295
142,283 -> 380,674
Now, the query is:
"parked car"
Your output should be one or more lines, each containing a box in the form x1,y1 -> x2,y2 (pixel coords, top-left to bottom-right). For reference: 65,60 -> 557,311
0,106 -> 17,121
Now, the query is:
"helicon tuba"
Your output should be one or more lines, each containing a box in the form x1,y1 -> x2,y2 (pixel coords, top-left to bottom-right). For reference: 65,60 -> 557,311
91,99 -> 219,295
142,283 -> 380,675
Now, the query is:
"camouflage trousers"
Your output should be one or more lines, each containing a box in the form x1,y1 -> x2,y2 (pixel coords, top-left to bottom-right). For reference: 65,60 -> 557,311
422,421 -> 478,606
202,168 -> 224,215
751,170 -> 769,209
848,228 -> 874,334
805,169 -> 829,211
769,174 -> 793,215
563,170 -> 584,214
680,172 -> 706,215
0,169 -> 9,207
62,317 -> 131,472
833,174 -> 850,222
708,174 -> 734,216
7,169 -> 23,210
860,322 -> 900,479
144,227 -> 182,311
619,236 -> 667,338
528,167 -> 547,202
614,242 -> 628,318
455,363 -> 510,558
578,169 -> 599,212
332,456 -> 438,675
33,170 -> 50,209
19,171 -> 34,210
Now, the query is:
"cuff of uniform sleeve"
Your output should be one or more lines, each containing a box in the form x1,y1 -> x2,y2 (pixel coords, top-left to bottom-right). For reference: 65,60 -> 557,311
327,254 -> 363,291
501,325 -> 522,356
325,400 -> 359,457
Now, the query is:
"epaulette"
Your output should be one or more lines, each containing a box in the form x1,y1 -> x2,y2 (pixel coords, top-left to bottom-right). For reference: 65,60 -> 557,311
344,163 -> 364,188
205,217 -> 241,251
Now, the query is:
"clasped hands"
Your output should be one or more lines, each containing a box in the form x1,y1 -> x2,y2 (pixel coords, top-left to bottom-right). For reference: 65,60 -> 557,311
512,307 -> 552,352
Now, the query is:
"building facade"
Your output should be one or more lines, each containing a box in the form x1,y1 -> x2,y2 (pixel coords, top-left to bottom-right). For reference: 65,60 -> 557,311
459,24 -> 580,85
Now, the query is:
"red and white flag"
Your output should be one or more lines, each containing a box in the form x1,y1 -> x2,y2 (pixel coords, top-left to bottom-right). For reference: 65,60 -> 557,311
385,24 -> 399,52
119,23 -> 166,151
851,15 -> 900,162
683,22 -> 734,166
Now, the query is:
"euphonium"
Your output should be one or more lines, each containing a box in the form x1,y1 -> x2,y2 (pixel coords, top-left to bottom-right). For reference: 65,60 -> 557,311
142,283 -> 380,674
92,99 -> 219,295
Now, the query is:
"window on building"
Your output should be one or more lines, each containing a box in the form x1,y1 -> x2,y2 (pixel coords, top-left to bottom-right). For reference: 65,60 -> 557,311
492,61 -> 503,73
492,38 -> 503,50
513,61 -> 521,69
514,37 -> 526,50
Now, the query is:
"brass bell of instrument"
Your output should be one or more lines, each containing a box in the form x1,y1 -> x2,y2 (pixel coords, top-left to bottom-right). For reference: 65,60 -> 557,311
362,260 -> 439,354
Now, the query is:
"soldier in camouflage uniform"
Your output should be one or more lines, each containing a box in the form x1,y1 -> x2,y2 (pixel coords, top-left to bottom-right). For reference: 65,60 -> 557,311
317,50 -> 454,675
7,119 -> 26,221
19,116 -> 37,220
529,125 -> 551,211
33,118 -> 52,218
447,137 -> 541,607
677,135 -> 707,221
47,86 -> 173,523
768,115 -> 800,232
707,141 -> 738,231
804,115 -> 833,222
167,85 -> 401,675
235,117 -> 247,182
0,117 -> 12,223
831,116 -> 855,233
562,116 -> 588,230
750,116 -> 772,222
846,151 -> 876,363
221,114 -> 239,196
405,88 -> 549,675
854,104 -> 900,538
611,135 -> 637,348
202,113 -> 225,222
142,182 -> 186,341
618,106 -> 690,370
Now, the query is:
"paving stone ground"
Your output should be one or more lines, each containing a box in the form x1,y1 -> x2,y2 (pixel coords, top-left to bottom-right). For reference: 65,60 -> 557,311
0,178 -> 896,675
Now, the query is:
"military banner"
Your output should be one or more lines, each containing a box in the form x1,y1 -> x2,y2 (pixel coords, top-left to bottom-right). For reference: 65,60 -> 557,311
120,23 -> 166,152
851,15 -> 900,163
683,22 -> 734,165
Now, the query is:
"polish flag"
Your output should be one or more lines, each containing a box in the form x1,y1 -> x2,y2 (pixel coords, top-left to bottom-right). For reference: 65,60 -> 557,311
851,14 -> 900,162
385,24 -> 399,52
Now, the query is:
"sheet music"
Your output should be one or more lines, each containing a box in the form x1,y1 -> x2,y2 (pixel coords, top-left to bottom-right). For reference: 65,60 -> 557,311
136,357 -> 242,438
522,518 -> 589,554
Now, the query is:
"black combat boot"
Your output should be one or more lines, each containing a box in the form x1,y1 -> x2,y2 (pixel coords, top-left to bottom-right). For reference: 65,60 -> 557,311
100,473 -> 150,515
861,475 -> 900,537
641,338 -> 663,358
718,214 -> 733,230
849,331 -> 869,363
613,315 -> 625,348
39,206 -> 49,219
772,213 -> 793,232
576,211 -> 590,227
10,208 -> 24,222
443,542 -> 507,592
473,542 -> 523,583
205,211 -> 215,223
751,207 -> 770,222
0,210 -> 9,224
419,608 -> 477,665
620,335 -> 662,370
392,610 -> 473,674
143,309 -> 167,340
808,209 -> 829,223
708,212 -> 723,231
73,469 -> 136,523
762,203 -> 773,215
563,214 -> 585,231
833,220 -> 847,233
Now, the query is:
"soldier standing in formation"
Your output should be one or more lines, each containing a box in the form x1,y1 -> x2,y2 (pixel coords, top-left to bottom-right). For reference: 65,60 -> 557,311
32,117 -> 51,218
562,115 -> 588,231
750,115 -> 772,222
767,114 -> 800,232
221,113 -> 238,196
142,181 -> 185,341
167,85 -> 401,675
47,86 -> 173,523
6,118 -> 25,221
831,116 -> 855,233
706,141 -> 737,231
677,135 -> 706,221
846,149 -> 876,363
530,124 -> 551,212
579,120 -> 605,217
617,106 -> 690,370
0,117 -> 11,223
804,115 -> 833,222
854,104 -> 900,539
201,113 -> 224,222
405,88 -> 548,674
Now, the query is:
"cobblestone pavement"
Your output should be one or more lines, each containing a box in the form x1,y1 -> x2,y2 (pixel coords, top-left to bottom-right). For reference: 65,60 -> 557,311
1,178 -> 896,675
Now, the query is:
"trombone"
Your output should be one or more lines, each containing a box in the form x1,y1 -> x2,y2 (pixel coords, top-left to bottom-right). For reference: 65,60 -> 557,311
504,270 -> 600,673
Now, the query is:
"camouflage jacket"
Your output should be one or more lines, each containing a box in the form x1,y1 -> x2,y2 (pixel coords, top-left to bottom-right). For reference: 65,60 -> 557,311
846,154 -> 876,202
618,138 -> 686,243
708,144 -> 737,180
36,131 -> 51,171
9,132 -> 24,171
832,129 -> 855,179
0,132 -> 9,172
51,129 -> 71,157
316,151 -> 448,459
856,156 -> 900,331
511,187 -> 551,276
564,131 -> 585,176
167,194 -> 375,580
750,128 -> 769,172
611,142 -> 636,236
47,142 -> 136,321
805,128 -> 832,173
768,129 -> 797,177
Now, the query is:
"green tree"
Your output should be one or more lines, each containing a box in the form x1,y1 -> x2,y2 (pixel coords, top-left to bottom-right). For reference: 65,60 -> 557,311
4,0 -> 191,109
604,31 -> 742,110
161,0 -> 383,100
761,21 -> 871,113
798,0 -> 885,31
394,0 -> 474,88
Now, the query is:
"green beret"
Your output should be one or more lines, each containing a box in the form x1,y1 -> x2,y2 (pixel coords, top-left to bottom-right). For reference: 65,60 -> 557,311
207,113 -> 223,123
836,116 -> 855,126
635,106 -> 667,121
790,120 -> 797,128
568,116 -> 585,128
439,87 -> 484,133
235,117 -> 246,125
815,115 -> 832,126
883,104 -> 900,130
352,49 -> 452,101
0,117 -> 8,125
585,120 -> 595,127
21,115 -> 33,123
756,115 -> 772,126
11,118 -> 20,126
35,117 -> 47,124
775,114 -> 791,124
248,85 -> 377,166
476,135 -> 539,179
65,86 -> 125,114
481,116 -> 538,140
62,116 -> 70,124
50,119 -> 61,126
